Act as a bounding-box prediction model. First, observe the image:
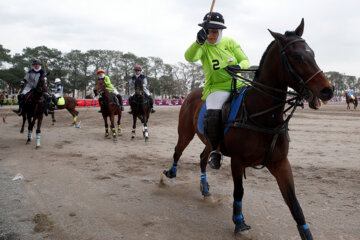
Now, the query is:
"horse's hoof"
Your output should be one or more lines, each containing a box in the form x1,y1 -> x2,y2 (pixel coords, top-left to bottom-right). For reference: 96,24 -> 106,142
26,139 -> 31,144
113,137 -> 117,142
163,169 -> 176,179
200,181 -> 211,197
145,137 -> 149,142
234,220 -> 251,233
131,136 -> 135,140
20,130 -> 24,134
36,145 -> 41,149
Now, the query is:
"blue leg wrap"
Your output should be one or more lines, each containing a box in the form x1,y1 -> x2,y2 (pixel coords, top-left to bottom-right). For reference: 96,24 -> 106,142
200,171 -> 210,196
201,171 -> 207,183
171,161 -> 177,173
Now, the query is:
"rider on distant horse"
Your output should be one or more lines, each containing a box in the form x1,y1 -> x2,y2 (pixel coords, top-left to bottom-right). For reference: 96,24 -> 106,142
51,78 -> 63,109
13,59 -> 52,116
96,69 -> 124,112
128,65 -> 155,114
185,12 -> 250,169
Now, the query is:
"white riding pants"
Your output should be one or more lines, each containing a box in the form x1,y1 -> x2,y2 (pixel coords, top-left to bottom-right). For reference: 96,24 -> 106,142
205,91 -> 231,110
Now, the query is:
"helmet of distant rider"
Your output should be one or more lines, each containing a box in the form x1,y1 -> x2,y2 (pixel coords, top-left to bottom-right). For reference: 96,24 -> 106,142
32,59 -> 42,65
97,69 -> 105,79
55,78 -> 61,83
198,12 -> 226,29
134,65 -> 142,71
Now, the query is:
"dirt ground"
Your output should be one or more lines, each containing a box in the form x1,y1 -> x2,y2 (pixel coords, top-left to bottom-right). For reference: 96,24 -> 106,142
0,102 -> 359,240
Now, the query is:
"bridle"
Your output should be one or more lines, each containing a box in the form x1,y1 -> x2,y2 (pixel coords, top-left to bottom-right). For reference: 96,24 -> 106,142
278,38 -> 323,97
225,36 -> 324,170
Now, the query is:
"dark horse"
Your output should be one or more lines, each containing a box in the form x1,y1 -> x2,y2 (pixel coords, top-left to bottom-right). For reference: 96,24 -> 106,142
163,19 -> 333,240
49,96 -> 79,125
344,91 -> 358,110
20,74 -> 48,148
0,93 -> 4,107
93,79 -> 122,141
129,87 -> 151,142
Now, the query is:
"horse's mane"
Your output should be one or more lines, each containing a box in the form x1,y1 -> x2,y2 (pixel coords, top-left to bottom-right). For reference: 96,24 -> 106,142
254,40 -> 275,81
254,31 -> 298,81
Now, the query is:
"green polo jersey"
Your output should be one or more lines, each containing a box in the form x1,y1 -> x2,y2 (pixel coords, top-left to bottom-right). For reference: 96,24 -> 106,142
104,76 -> 115,92
185,36 -> 250,100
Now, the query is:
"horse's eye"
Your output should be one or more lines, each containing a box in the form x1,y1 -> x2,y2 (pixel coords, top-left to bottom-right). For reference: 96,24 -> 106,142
292,54 -> 303,62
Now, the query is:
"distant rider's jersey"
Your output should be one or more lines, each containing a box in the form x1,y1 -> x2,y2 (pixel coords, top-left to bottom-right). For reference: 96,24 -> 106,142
129,74 -> 150,95
54,83 -> 63,98
104,76 -> 119,94
22,69 -> 47,94
185,36 -> 250,100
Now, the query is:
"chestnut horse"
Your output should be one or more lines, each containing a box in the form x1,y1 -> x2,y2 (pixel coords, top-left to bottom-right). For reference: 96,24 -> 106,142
344,91 -> 358,110
20,73 -> 48,148
163,19 -> 333,240
49,96 -> 79,125
129,87 -> 151,142
93,79 -> 122,141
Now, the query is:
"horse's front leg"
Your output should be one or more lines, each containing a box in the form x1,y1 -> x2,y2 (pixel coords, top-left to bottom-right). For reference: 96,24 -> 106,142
142,120 -> 149,142
267,158 -> 313,240
131,114 -> 137,139
35,115 -> 43,148
110,111 -> 117,141
103,114 -> 109,138
20,113 -> 26,133
26,113 -> 33,144
117,107 -> 121,135
231,158 -> 251,233
51,112 -> 56,125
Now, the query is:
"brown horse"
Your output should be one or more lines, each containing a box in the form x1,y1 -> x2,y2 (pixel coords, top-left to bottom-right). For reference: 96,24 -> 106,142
163,19 -> 333,240
49,96 -> 79,125
93,79 -> 122,141
344,91 -> 358,110
129,87 -> 151,142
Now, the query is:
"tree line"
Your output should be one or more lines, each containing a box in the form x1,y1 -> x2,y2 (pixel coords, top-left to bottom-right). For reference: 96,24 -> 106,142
0,44 -> 359,98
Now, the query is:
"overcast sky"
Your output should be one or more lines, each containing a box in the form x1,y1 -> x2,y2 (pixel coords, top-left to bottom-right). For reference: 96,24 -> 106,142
1,0 -> 359,77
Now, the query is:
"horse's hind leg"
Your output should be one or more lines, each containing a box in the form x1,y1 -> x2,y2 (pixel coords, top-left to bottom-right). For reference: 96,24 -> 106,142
163,115 -> 196,179
231,157 -> 251,233
267,159 -> 313,240
200,146 -> 211,197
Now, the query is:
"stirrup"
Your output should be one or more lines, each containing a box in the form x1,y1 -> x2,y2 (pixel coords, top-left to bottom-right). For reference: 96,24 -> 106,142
207,150 -> 223,170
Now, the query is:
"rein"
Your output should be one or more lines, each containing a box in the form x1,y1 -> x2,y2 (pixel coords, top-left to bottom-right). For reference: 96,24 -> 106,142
225,37 -> 320,169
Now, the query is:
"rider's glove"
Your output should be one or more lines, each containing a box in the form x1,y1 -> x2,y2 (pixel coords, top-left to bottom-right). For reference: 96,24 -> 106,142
224,65 -> 242,73
20,80 -> 26,88
196,28 -> 208,45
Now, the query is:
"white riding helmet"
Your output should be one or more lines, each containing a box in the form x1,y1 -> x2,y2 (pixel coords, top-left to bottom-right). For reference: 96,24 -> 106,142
55,78 -> 61,83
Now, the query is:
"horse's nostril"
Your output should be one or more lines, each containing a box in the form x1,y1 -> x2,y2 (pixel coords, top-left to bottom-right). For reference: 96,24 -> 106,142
320,86 -> 334,100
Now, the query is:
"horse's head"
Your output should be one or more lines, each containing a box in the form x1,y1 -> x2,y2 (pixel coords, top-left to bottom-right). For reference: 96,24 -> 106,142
93,78 -> 106,96
269,19 -> 334,109
35,72 -> 49,95
135,87 -> 143,96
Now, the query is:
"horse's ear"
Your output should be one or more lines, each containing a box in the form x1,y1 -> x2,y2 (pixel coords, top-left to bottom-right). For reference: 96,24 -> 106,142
268,29 -> 286,44
295,18 -> 304,37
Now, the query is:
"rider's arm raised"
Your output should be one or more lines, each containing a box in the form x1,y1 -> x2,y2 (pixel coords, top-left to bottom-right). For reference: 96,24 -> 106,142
185,42 -> 206,62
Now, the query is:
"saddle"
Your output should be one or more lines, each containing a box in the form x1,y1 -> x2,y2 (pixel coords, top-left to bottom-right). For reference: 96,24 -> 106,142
197,87 -> 248,136
110,93 -> 120,105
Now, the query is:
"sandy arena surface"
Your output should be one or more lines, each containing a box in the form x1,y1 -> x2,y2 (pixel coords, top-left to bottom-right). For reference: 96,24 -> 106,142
0,102 -> 359,240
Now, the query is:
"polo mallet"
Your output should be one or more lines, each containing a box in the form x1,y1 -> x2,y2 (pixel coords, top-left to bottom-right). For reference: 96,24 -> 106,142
204,0 -> 216,29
